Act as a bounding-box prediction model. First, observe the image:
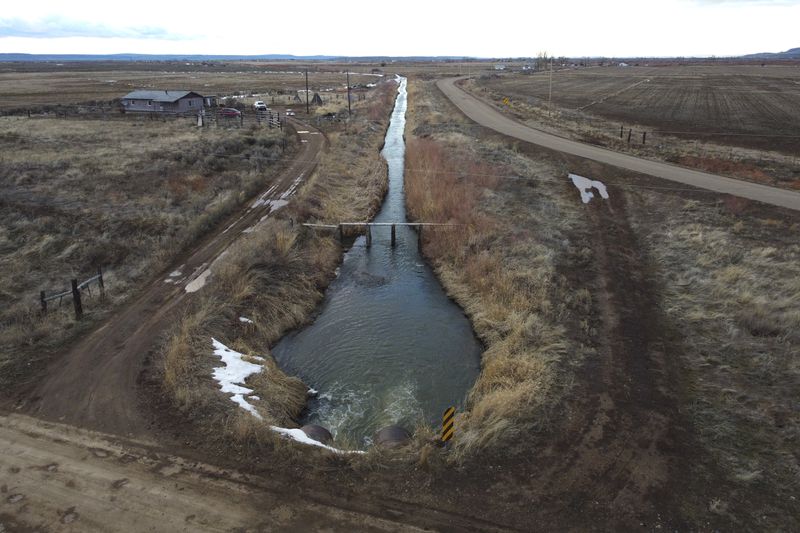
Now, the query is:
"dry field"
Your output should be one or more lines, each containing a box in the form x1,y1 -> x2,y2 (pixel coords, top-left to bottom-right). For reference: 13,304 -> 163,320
402,76 -> 800,529
0,61 -> 387,111
471,65 -> 800,188
0,111 -> 295,389
156,80 -> 397,449
477,65 -> 800,151
628,188 -> 800,527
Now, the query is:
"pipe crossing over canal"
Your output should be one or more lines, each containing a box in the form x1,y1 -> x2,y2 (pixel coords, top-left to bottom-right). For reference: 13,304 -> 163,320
303,222 -> 461,248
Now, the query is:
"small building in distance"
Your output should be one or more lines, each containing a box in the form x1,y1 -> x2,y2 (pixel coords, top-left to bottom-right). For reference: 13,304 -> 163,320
121,90 -> 205,114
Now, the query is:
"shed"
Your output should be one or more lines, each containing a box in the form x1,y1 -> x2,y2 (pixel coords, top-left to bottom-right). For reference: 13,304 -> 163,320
121,90 -> 205,114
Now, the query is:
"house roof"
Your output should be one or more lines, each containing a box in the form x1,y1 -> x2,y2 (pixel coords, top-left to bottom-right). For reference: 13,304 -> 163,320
121,90 -> 203,102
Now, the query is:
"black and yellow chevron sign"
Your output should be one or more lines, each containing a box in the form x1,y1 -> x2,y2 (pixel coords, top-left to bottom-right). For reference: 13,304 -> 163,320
441,407 -> 455,442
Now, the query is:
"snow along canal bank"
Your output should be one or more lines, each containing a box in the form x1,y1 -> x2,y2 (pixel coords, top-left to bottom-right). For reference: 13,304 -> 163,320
210,338 -> 362,454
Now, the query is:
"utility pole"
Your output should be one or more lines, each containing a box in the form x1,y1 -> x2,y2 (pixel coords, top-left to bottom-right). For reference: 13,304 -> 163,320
346,70 -> 352,118
305,69 -> 310,115
548,57 -> 553,117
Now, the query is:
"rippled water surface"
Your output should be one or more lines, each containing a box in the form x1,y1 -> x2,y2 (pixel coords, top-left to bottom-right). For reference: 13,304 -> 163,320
273,77 -> 482,446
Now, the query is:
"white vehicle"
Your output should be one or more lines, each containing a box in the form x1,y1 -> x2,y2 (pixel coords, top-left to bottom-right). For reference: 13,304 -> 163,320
254,101 -> 267,111
285,109 -> 296,116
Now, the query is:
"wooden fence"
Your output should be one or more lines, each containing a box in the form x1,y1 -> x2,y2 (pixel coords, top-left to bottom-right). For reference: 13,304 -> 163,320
40,266 -> 105,319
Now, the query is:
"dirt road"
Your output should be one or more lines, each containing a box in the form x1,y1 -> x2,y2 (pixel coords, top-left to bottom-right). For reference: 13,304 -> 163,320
0,413 -> 422,532
437,77 -> 800,211
9,120 -> 325,439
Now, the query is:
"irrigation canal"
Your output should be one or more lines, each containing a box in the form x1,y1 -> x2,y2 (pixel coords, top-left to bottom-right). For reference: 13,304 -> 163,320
273,77 -> 482,446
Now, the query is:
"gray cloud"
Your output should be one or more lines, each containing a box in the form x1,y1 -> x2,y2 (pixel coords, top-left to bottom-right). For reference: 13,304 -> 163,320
0,16 -> 188,40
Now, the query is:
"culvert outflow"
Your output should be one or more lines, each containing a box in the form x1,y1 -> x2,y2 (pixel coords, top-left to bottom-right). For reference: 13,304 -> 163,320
273,77 -> 481,447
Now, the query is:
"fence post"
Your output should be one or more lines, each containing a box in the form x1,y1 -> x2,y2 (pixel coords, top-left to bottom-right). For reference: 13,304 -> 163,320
40,290 -> 47,315
97,266 -> 105,298
627,129 -> 632,145
71,279 -> 83,319
642,131 -> 647,145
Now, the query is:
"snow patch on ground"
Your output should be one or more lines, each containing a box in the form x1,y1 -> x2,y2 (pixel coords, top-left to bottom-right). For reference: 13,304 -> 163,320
269,199 -> 289,212
270,426 -> 364,454
211,338 -> 264,419
185,268 -> 211,293
251,184 -> 279,209
281,173 -> 304,200
164,267 -> 185,284
569,173 -> 609,204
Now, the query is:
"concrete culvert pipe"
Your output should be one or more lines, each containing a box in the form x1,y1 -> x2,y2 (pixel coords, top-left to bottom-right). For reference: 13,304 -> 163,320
374,425 -> 411,448
300,424 -> 333,444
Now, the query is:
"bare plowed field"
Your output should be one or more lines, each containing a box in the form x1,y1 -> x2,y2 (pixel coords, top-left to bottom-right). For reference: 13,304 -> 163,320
479,65 -> 800,154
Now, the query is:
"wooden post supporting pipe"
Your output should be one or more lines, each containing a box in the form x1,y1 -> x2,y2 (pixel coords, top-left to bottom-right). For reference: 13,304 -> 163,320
71,279 -> 83,319
97,266 -> 105,298
366,225 -> 372,248
391,224 -> 396,247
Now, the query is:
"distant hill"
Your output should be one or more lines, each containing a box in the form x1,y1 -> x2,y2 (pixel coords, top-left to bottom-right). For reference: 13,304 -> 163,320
0,53 -> 340,62
741,47 -> 800,59
0,53 -> 477,63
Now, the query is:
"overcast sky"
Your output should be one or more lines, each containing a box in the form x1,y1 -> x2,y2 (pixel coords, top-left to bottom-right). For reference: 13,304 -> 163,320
1,0 -> 798,57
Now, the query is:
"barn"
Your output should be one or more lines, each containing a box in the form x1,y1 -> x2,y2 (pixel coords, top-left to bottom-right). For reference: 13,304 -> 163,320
121,90 -> 205,114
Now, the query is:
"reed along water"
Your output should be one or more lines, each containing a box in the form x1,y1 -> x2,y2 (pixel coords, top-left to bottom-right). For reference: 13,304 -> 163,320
273,77 -> 482,446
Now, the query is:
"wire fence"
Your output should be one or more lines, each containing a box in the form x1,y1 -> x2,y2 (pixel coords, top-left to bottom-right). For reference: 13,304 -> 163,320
40,266 -> 105,319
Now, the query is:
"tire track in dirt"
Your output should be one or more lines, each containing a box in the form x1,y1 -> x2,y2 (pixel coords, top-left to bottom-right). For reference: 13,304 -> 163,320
0,413 -> 435,532
6,119 -> 325,439
519,181 -> 692,528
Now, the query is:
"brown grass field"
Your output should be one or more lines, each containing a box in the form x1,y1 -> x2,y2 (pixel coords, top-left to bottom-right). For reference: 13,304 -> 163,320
0,61 -> 386,111
156,80 -> 397,448
2,60 -> 799,530
403,76 -> 800,529
0,95 -> 298,389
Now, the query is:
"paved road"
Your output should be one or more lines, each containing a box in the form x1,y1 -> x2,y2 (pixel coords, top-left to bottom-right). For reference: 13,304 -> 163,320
438,77 -> 800,212
13,120 -> 325,438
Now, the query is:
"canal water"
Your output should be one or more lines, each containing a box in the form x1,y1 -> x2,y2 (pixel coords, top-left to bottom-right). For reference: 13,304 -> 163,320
272,77 -> 482,447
